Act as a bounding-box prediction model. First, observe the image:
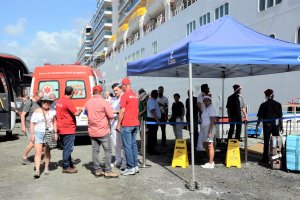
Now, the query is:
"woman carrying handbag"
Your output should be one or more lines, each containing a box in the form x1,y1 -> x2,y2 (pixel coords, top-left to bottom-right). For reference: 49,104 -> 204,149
30,96 -> 57,178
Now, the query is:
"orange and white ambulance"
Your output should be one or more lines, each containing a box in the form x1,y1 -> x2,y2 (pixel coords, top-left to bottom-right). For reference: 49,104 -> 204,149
30,63 -> 105,135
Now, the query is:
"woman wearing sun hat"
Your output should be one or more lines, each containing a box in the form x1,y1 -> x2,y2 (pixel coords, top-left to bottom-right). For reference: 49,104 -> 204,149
30,96 -> 57,178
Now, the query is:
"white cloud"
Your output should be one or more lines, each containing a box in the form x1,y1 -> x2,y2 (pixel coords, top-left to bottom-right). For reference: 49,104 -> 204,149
73,17 -> 90,31
4,18 -> 27,37
0,29 -> 81,72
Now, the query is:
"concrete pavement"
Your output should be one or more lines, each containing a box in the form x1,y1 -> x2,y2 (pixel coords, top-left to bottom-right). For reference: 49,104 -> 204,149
0,123 -> 299,200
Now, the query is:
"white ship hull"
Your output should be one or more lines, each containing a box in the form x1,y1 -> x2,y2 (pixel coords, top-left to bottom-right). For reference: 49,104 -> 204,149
98,0 -> 300,115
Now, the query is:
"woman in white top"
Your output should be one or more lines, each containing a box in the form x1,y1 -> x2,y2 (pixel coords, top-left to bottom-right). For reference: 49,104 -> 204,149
30,96 -> 57,178
199,95 -> 216,169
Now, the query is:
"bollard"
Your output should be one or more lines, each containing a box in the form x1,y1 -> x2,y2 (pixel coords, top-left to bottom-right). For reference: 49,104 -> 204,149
140,120 -> 151,168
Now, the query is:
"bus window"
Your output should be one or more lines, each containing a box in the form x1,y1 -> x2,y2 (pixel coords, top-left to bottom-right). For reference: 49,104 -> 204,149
38,81 -> 59,98
66,80 -> 86,99
0,72 -> 8,93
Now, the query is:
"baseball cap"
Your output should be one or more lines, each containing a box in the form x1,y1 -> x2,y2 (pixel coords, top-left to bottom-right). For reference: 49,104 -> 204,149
121,78 -> 131,85
93,85 -> 103,92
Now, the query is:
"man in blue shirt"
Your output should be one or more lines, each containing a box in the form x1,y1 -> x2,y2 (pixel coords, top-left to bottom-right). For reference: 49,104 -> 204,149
146,90 -> 161,155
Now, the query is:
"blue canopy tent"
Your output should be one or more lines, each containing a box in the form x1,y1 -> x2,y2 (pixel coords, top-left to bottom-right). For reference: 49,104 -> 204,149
127,16 -> 300,189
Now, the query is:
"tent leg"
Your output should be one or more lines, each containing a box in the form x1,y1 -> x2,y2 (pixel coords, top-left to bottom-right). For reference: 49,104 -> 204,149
244,121 -> 248,164
222,76 -> 225,142
187,63 -> 198,191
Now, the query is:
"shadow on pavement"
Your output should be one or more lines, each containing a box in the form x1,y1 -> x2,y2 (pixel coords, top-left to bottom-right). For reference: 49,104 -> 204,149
0,134 -> 20,143
142,138 -> 265,171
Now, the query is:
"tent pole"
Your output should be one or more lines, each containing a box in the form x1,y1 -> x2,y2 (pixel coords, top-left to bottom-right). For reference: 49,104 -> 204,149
188,63 -> 197,190
222,75 -> 225,142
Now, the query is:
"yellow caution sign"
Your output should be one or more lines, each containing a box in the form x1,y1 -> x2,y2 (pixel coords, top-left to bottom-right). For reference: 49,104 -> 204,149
226,139 -> 241,168
172,139 -> 189,168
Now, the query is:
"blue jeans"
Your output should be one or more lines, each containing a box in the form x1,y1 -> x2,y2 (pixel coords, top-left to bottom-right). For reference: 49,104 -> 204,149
121,126 -> 139,169
60,134 -> 75,169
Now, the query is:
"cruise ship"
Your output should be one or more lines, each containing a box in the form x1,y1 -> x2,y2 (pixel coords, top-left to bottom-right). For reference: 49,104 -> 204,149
77,0 -> 300,115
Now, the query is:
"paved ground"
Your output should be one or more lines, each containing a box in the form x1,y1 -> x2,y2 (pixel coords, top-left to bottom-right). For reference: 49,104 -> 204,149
0,123 -> 299,200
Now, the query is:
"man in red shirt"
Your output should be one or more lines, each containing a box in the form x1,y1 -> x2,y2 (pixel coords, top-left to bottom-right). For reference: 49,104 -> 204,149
117,78 -> 140,176
84,85 -> 118,178
56,86 -> 82,173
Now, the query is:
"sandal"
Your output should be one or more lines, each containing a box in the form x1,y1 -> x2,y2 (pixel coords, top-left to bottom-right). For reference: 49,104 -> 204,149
34,171 -> 40,179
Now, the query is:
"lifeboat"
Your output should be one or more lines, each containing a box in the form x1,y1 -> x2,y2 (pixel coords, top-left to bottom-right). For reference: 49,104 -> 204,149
115,23 -> 129,46
145,0 -> 165,19
128,7 -> 147,35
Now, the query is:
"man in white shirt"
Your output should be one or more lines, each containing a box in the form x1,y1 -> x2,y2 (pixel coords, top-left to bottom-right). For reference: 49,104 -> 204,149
156,86 -> 168,146
110,83 -> 126,169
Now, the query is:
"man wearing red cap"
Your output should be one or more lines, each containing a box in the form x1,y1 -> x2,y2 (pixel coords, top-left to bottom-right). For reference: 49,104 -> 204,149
117,78 -> 140,176
84,85 -> 118,178
256,89 -> 283,163
226,84 -> 247,140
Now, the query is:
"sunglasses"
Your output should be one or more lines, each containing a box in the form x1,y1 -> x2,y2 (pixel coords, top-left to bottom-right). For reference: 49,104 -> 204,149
41,100 -> 51,104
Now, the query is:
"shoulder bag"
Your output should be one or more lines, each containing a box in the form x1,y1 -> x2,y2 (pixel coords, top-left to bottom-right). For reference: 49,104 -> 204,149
43,111 -> 57,150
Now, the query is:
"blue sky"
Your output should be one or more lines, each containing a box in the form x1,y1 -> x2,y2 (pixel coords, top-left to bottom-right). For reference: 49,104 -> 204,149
0,0 -> 96,71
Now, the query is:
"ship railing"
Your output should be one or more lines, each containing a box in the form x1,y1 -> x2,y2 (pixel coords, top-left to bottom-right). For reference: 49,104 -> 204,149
173,0 -> 197,16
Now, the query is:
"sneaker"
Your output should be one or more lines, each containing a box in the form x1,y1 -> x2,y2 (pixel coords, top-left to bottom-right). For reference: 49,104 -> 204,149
121,168 -> 135,176
135,166 -> 139,173
22,158 -> 30,165
94,169 -> 104,177
62,167 -> 78,174
104,171 -> 119,178
44,169 -> 49,175
34,171 -> 40,179
201,162 -> 215,169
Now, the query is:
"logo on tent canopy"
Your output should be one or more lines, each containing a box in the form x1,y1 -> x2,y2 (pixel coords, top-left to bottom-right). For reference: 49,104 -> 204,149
168,51 -> 176,65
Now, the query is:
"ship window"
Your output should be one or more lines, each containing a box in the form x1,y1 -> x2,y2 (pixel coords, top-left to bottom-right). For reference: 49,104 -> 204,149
136,50 -> 140,61
297,27 -> 300,44
200,12 -> 211,27
270,34 -> 276,38
215,3 -> 229,20
259,0 -> 282,11
259,0 -> 266,11
187,20 -> 196,35
225,3 -> 229,15
152,41 -> 157,54
215,8 -> 219,20
267,0 -> 273,8
141,48 -> 145,58
124,57 -> 127,68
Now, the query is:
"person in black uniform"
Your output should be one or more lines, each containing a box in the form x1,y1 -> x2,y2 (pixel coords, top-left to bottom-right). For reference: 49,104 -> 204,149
226,84 -> 247,140
256,89 -> 283,163
185,90 -> 199,145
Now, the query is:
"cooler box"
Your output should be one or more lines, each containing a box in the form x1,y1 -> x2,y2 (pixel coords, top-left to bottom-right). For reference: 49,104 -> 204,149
247,127 -> 262,137
286,135 -> 300,171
